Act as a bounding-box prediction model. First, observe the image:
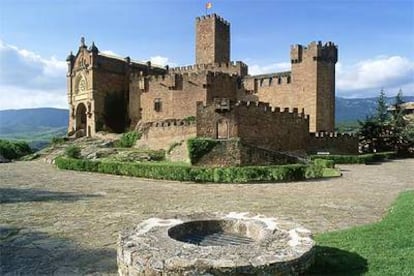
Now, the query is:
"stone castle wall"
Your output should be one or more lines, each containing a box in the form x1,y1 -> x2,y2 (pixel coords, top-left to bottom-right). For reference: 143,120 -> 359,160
308,132 -> 358,155
135,120 -> 196,150
136,71 -> 238,123
169,61 -> 248,78
195,139 -> 299,167
197,101 -> 310,153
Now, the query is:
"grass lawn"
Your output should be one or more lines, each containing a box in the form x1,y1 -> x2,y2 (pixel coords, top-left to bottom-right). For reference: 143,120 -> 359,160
308,191 -> 414,275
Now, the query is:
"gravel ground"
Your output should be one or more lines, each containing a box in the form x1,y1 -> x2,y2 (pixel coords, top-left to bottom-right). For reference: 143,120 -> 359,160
1,159 -> 413,275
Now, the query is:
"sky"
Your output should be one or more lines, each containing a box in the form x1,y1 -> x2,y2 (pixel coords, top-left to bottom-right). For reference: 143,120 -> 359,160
0,0 -> 413,110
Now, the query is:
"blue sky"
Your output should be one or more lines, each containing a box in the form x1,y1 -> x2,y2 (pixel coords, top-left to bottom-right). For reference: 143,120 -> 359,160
0,0 -> 413,109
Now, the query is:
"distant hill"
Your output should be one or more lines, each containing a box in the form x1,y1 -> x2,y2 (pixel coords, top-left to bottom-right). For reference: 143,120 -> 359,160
0,108 -> 68,149
335,96 -> 414,123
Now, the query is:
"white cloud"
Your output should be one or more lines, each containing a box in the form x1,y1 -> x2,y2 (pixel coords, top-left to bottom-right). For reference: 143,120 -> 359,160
0,40 -> 67,109
248,62 -> 291,76
0,85 -> 67,110
244,56 -> 414,97
336,56 -> 414,97
150,55 -> 175,67
100,50 -> 120,57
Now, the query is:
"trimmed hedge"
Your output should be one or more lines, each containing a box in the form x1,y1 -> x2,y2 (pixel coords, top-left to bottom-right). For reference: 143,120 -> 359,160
313,158 -> 335,168
310,152 -> 396,164
55,157 -> 324,183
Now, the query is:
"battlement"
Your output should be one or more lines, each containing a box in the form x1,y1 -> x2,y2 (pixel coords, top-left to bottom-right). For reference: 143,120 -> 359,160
308,131 -> 359,154
169,61 -> 247,75
201,100 -> 309,121
196,13 -> 230,26
148,118 -> 196,128
310,132 -> 356,138
291,41 -> 338,63
131,69 -> 240,91
243,71 -> 292,92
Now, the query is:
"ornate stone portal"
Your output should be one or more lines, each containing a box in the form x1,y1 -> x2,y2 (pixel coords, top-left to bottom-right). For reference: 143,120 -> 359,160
118,213 -> 315,275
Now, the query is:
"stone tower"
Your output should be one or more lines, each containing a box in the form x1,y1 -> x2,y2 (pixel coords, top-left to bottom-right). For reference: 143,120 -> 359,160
195,14 -> 230,64
291,41 -> 338,132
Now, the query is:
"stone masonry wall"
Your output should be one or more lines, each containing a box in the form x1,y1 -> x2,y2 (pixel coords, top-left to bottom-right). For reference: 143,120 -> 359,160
194,139 -> 299,167
197,101 -> 310,153
138,71 -> 238,123
196,14 -> 230,64
139,73 -> 207,122
239,73 -> 293,108
308,132 -> 359,155
169,61 -> 248,78
135,120 -> 196,150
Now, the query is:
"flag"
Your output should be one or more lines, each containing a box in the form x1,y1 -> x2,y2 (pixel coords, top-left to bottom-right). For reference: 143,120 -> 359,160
206,2 -> 212,9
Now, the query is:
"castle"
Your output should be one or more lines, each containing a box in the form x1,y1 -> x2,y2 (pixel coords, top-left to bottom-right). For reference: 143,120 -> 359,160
66,14 -> 357,164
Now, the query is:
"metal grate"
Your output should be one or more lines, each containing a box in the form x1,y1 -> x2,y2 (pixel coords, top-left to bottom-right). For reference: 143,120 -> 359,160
180,231 -> 255,246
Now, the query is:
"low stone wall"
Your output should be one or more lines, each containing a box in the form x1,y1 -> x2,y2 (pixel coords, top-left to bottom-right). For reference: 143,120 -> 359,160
195,139 -> 299,167
135,120 -> 196,151
195,139 -> 241,167
308,132 -> 359,155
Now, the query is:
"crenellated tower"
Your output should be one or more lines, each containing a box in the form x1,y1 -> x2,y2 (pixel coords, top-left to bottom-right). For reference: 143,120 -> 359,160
291,41 -> 338,132
195,14 -> 230,64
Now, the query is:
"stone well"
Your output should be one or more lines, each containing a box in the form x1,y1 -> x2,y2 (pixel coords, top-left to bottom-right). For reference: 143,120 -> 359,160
118,213 -> 315,275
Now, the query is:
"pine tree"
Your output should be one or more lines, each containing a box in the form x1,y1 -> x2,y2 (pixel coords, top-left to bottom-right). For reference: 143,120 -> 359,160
376,88 -> 389,124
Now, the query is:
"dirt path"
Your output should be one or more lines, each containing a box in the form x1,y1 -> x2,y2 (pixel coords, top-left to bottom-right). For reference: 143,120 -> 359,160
1,159 -> 413,275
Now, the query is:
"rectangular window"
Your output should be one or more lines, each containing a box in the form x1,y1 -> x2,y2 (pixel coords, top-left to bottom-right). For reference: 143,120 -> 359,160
154,98 -> 162,112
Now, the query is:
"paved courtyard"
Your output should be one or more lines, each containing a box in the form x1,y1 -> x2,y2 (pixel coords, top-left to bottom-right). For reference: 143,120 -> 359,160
1,159 -> 413,275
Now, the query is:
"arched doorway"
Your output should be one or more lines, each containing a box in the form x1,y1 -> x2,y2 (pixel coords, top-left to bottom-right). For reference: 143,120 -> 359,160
216,119 -> 229,139
76,103 -> 87,136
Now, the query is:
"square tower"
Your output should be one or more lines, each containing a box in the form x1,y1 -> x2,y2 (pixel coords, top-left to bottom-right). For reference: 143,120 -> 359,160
196,14 -> 230,64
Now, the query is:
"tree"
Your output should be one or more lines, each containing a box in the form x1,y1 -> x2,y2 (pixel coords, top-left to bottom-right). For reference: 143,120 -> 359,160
376,88 -> 389,124
358,116 -> 381,153
358,89 -> 392,152
359,89 -> 413,154
390,89 -> 413,154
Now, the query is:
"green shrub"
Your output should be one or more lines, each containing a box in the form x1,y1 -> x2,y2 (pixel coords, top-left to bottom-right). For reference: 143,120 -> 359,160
310,152 -> 396,164
65,145 -> 81,159
313,158 -> 335,168
183,116 -> 196,123
187,138 -> 218,164
305,165 -> 324,179
0,139 -> 32,160
149,149 -> 166,161
51,137 -> 65,145
55,157 -> 323,183
115,131 -> 141,148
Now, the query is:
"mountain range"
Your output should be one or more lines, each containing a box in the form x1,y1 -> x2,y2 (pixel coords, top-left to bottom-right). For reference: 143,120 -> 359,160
336,96 -> 414,122
1,96 -> 413,148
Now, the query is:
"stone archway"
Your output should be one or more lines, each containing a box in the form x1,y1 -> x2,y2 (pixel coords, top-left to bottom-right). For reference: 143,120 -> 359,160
75,103 -> 87,137
216,119 -> 229,139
